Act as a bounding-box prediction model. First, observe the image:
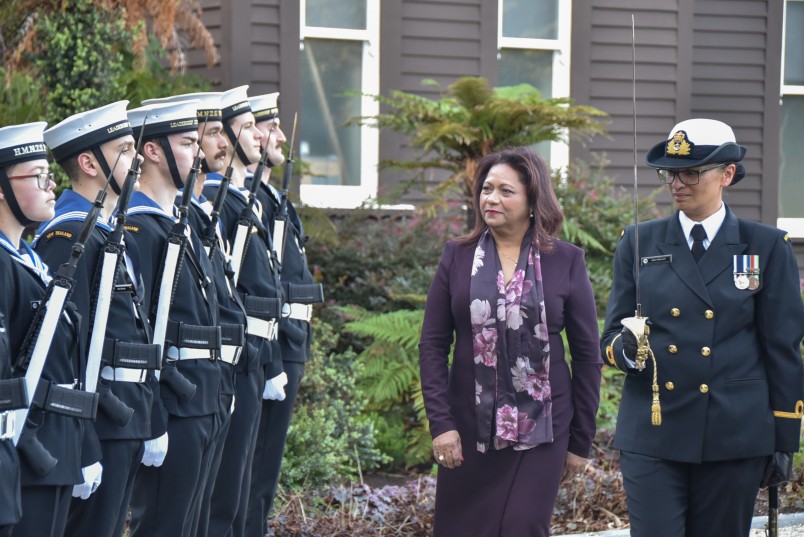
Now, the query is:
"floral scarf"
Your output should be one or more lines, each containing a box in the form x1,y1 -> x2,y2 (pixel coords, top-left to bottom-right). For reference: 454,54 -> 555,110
470,229 -> 553,453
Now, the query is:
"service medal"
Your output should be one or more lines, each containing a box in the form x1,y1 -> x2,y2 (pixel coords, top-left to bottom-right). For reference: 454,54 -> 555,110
735,274 -> 749,289
747,276 -> 759,290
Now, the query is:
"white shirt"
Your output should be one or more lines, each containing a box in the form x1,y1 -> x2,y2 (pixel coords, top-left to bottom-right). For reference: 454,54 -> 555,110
678,203 -> 726,250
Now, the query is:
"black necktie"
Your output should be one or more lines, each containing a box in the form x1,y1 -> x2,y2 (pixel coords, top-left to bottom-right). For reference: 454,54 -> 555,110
691,224 -> 707,262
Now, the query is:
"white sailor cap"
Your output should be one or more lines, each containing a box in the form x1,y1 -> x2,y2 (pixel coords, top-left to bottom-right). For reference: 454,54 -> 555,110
44,101 -> 132,163
220,85 -> 252,122
128,100 -> 200,140
142,93 -> 223,123
0,122 -> 48,168
248,92 -> 279,123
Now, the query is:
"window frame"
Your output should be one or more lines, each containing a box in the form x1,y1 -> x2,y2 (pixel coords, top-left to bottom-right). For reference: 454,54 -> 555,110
298,0 -> 380,209
497,0 -> 572,171
779,0 -> 804,237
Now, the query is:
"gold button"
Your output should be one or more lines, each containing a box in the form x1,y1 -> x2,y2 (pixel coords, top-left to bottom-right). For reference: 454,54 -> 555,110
704,310 -> 714,319
671,308 -> 680,317
701,346 -> 711,357
665,382 -> 675,391
668,345 -> 678,354
700,384 -> 709,394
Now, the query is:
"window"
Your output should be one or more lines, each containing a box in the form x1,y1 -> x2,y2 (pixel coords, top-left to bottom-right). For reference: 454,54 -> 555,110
299,0 -> 379,209
497,0 -> 572,169
779,0 -> 804,236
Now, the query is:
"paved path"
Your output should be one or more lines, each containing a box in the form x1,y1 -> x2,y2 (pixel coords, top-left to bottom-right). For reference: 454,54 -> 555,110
560,512 -> 804,536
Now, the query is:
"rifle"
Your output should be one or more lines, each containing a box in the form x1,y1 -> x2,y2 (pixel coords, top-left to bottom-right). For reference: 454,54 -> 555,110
230,125 -> 273,286
202,124 -> 245,260
150,120 -> 211,401
85,119 -> 156,426
271,113 -> 297,265
11,149 -> 127,473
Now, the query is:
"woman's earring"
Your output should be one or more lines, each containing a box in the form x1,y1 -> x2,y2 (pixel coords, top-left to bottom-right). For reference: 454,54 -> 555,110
529,211 -> 534,218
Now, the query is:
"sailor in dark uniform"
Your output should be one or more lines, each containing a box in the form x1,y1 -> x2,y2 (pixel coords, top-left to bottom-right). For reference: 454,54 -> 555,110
0,122 -> 101,537
0,307 -> 22,537
602,118 -> 804,536
244,92 -> 324,536
124,100 -> 224,537
34,101 -> 159,537
202,85 -> 283,537
142,90 -> 258,537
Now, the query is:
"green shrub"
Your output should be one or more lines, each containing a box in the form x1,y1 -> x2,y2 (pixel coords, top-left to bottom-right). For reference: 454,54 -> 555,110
280,319 -> 388,492
554,159 -> 660,316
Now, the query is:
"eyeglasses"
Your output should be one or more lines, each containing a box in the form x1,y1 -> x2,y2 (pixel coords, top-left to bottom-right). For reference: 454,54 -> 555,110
6,172 -> 54,190
656,164 -> 727,185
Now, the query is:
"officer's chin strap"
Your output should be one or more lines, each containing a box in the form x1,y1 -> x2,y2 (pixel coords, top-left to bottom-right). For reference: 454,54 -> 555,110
155,137 -> 185,190
223,122 -> 252,166
91,147 -> 122,196
622,317 -> 662,426
0,169 -> 36,227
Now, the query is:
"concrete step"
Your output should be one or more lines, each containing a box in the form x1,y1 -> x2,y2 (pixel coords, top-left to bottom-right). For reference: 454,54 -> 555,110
559,512 -> 804,536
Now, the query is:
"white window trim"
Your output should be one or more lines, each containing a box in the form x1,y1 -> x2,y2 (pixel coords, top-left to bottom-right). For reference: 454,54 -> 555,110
299,0 -> 380,209
497,0 -> 572,173
779,0 -> 804,236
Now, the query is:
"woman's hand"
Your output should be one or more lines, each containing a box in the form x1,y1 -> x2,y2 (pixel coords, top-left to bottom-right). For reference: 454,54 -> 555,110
433,430 -> 463,469
560,451 -> 588,484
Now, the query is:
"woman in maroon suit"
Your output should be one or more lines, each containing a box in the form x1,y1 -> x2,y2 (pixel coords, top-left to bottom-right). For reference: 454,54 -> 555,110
419,147 -> 602,536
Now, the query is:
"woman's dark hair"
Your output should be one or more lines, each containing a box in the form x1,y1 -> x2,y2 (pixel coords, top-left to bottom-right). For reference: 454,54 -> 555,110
457,147 -> 563,251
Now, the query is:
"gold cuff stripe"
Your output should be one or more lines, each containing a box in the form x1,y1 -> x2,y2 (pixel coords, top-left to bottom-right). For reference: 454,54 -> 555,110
606,334 -> 621,366
773,400 -> 804,419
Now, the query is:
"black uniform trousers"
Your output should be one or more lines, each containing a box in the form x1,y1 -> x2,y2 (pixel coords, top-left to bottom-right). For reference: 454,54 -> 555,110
245,360 -> 305,536
204,363 -> 264,537
620,451 -> 766,537
190,391 -> 232,537
65,439 -> 145,537
0,439 -> 20,532
129,413 -> 216,537
13,485 -> 72,537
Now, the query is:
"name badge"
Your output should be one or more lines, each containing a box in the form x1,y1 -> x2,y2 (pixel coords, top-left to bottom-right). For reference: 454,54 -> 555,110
641,255 -> 672,266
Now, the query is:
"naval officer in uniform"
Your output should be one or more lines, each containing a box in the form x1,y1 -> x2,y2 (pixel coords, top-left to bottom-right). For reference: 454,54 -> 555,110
602,118 -> 804,536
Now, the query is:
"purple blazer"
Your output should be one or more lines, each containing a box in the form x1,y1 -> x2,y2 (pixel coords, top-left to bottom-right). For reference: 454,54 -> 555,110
420,238 -> 602,458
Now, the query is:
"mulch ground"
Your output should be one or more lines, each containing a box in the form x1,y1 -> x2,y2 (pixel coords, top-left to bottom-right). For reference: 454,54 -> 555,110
266,432 -> 804,536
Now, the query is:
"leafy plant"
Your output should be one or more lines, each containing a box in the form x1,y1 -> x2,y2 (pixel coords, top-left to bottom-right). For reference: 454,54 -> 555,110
342,306 -> 433,468
280,319 -> 388,492
348,77 -> 607,226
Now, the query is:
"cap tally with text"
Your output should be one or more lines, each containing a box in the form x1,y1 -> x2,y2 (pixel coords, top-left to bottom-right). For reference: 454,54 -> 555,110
142,92 -> 223,123
220,85 -> 252,122
248,92 -> 279,123
0,122 -> 48,168
645,118 -> 747,184
44,101 -> 132,164
128,100 -> 200,140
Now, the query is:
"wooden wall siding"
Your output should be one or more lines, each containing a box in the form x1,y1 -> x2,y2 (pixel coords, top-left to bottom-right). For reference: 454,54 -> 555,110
795,244 -> 804,281
572,0 -> 776,225
188,0 -> 282,94
688,0 -> 770,222
398,0 -> 488,98
381,0 -> 497,205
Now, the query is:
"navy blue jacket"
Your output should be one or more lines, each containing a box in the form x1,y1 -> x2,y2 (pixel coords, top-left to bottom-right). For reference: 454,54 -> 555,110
602,206 -> 804,463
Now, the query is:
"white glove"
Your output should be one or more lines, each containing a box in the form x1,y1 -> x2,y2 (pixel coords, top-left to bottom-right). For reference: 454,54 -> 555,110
72,461 -> 103,500
263,372 -> 288,401
141,432 -> 169,467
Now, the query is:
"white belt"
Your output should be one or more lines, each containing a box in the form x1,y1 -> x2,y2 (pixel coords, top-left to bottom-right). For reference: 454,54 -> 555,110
101,365 -> 147,383
219,344 -> 242,365
167,346 -> 216,360
247,316 -> 278,341
287,303 -> 313,322
0,411 -> 15,441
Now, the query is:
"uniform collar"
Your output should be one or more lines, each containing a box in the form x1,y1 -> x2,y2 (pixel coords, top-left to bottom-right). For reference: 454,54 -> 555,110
35,189 -> 113,244
678,203 -> 726,249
